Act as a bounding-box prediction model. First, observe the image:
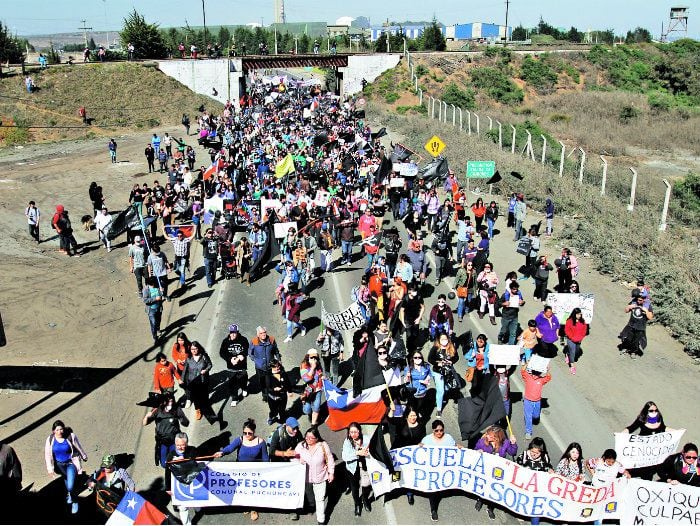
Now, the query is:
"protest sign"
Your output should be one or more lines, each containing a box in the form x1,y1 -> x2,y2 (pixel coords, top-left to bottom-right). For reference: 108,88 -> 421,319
621,478 -> 700,525
314,190 -> 330,207
528,355 -> 551,374
400,163 -> 419,177
321,301 -> 366,331
489,345 -> 521,366
548,293 -> 595,324
260,198 -> 284,220
172,461 -> 305,509
273,221 -> 298,239
615,429 -> 685,469
389,177 -> 405,188
367,446 -> 624,523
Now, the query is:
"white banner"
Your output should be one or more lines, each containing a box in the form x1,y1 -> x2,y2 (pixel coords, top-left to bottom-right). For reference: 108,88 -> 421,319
488,345 -> 521,366
171,461 -> 305,509
389,177 -> 405,188
400,163 -> 419,177
314,190 -> 330,207
615,429 -> 685,469
622,478 -> 700,525
547,293 -> 595,324
321,301 -> 366,331
368,446 -> 624,523
273,221 -> 298,239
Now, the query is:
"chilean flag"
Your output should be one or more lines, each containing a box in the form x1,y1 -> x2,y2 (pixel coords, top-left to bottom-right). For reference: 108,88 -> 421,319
203,158 -> 225,181
164,224 -> 194,238
106,491 -> 167,526
323,379 -> 386,431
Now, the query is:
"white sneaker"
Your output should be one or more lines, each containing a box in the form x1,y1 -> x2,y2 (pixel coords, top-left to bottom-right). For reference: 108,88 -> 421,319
230,400 -> 237,407
185,400 -> 192,408
241,390 -> 248,397
301,327 -> 307,337
284,336 -> 293,343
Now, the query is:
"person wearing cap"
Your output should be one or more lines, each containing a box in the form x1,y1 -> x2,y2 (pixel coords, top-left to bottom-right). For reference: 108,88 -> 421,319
93,206 -> 113,252
87,454 -> 135,518
220,324 -> 250,407
269,416 -> 303,464
52,204 -> 81,257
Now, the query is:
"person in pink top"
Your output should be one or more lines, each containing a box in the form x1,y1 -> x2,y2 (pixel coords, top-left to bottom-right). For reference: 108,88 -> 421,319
295,427 -> 335,524
521,364 -> 552,439
357,208 -> 377,240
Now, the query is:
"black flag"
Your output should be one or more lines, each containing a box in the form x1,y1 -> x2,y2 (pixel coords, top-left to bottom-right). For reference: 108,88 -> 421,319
485,170 -> 502,185
168,458 -> 209,485
374,155 -> 393,184
368,427 -> 398,478
457,375 -> 507,440
352,335 -> 385,397
510,171 -> 524,180
370,127 -> 387,141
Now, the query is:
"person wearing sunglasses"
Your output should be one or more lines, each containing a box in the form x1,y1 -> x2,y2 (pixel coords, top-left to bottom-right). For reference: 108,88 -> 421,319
660,443 -> 700,487
300,349 -> 324,426
402,352 -> 432,422
418,420 -> 463,522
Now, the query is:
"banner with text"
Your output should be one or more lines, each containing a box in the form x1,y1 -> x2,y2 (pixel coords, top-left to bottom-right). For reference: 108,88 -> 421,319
547,293 -> 595,324
367,446 -> 624,523
321,301 -> 366,331
622,478 -> 700,525
171,461 -> 305,508
615,429 -> 685,469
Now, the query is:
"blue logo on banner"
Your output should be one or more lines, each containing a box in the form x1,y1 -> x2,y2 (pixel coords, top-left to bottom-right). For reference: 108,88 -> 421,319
174,470 -> 209,501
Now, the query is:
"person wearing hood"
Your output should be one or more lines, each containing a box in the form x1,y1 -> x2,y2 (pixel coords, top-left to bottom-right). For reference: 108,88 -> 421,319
52,205 -> 81,257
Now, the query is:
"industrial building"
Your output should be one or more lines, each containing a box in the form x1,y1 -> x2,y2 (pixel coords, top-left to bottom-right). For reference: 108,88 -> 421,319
445,23 -> 512,42
369,24 -> 436,41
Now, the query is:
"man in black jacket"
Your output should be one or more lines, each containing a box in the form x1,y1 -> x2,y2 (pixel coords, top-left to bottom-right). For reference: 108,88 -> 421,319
165,433 -> 200,525
219,324 -> 249,407
268,417 -> 303,520
201,229 -> 219,288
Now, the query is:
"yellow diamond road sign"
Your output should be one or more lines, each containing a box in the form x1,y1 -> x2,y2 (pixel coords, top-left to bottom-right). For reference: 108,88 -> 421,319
425,135 -> 446,157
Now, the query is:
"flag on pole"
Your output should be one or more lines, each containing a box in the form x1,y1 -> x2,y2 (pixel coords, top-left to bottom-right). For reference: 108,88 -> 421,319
106,491 -> 167,526
323,379 -> 386,431
164,224 -> 194,238
457,375 -> 507,441
203,158 -> 224,181
274,153 -> 296,179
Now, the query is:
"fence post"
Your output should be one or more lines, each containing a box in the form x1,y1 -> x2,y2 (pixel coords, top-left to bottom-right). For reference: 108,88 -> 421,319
510,125 -> 517,154
415,75 -> 418,91
466,110 -> 472,136
559,141 -> 566,177
437,99 -> 442,121
458,107 -> 463,130
540,135 -> 547,165
497,121 -> 502,149
659,179 -> 671,232
600,155 -> 607,196
430,97 -> 435,119
628,167 -> 638,211
443,101 -> 448,123
403,38 -> 407,60
487,116 -> 493,131
451,104 -> 456,126
418,88 -> 423,105
578,147 -> 586,184
474,112 -> 480,135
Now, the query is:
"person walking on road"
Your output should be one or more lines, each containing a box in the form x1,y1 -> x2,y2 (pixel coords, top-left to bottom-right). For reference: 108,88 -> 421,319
128,236 -> 147,295
300,349 -> 324,426
25,200 -> 41,243
295,427 -> 335,525
498,282 -> 525,345
165,433 -> 200,525
521,363 -> 552,439
147,244 -> 171,301
474,425 -> 518,520
517,438 -> 553,524
142,277 -> 165,342
163,226 -> 195,290
618,293 -> 653,358
201,228 -> 219,288
0,440 -> 22,497
342,423 -> 373,517
265,359 -> 292,425
143,392 -> 189,467
94,206 -> 113,252
52,205 -> 81,257
180,341 -> 213,421
86,454 -> 135,519
220,324 -> 249,407
563,308 -> 588,375
144,144 -> 156,173
108,138 -> 117,163
44,420 -> 88,515
249,326 -> 280,403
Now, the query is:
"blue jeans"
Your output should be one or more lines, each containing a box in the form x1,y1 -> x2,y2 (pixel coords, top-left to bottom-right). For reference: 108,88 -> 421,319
303,390 -> 322,414
499,317 -> 519,345
457,294 -> 473,318
487,218 -> 495,239
55,461 -> 77,502
429,321 -> 451,340
341,240 -> 353,263
147,309 -> 162,339
431,371 -> 445,410
320,250 -> 333,272
365,253 -> 375,272
565,338 -> 580,364
175,256 -> 186,285
286,319 -> 304,337
159,443 -> 174,467
514,220 -> 523,240
523,399 -> 541,435
203,257 -> 216,287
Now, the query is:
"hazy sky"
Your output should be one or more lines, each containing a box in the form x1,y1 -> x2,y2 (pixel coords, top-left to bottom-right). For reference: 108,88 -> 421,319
5,0 -> 697,38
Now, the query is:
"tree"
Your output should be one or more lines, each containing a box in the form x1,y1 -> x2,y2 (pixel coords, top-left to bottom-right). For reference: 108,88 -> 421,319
218,26 -> 231,46
512,25 -> 527,41
421,19 -> 446,51
441,82 -> 476,109
119,10 -> 167,59
88,37 -> 97,50
0,21 -> 24,63
625,27 -> 652,44
566,26 -> 583,43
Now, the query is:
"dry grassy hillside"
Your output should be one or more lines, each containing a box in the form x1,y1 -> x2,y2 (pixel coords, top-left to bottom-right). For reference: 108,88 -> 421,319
0,63 -> 222,145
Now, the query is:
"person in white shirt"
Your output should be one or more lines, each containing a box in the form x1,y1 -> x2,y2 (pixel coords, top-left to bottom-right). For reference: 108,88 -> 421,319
93,207 -> 113,252
25,200 -> 41,243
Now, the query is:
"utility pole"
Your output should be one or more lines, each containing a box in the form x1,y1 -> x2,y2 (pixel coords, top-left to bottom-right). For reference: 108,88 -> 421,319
201,0 -> 208,52
79,20 -> 93,48
504,0 -> 510,46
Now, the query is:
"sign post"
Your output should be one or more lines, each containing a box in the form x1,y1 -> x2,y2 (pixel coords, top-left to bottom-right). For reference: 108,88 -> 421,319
465,161 -> 496,192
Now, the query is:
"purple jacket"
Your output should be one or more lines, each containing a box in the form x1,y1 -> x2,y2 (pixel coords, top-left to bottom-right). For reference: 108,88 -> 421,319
474,437 -> 518,458
535,311 -> 560,343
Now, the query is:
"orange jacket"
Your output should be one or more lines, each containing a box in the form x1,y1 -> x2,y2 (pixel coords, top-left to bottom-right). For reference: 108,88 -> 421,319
172,343 -> 189,373
154,360 -> 180,391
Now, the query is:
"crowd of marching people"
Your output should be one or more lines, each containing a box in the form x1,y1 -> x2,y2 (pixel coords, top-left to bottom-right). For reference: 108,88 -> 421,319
11,69 -> 694,526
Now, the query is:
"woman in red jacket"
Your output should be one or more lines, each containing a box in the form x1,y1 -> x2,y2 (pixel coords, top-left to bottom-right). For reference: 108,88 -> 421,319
470,197 -> 486,232
564,308 -> 588,375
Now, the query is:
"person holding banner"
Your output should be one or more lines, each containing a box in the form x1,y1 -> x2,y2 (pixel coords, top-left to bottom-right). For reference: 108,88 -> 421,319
165,433 -> 199,526
342,423 -> 373,517
418,420 -> 463,522
517,438 -> 553,525
660,443 -> 700,486
294,427 -> 335,525
563,308 -> 588,375
623,401 -> 668,480
555,442 -> 585,482
391,407 -> 426,506
474,425 -> 518,520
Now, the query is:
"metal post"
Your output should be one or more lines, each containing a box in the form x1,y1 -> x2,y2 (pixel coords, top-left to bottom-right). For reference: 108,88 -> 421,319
559,141 -> 566,177
466,110 -> 472,136
659,179 -> 671,231
415,75 -> 418,91
474,112 -> 480,135
510,125 -> 517,154
600,155 -> 607,196
443,101 -> 448,123
458,107 -> 463,130
451,104 -> 456,126
487,116 -> 493,131
497,121 -> 502,149
578,147 -> 586,184
430,97 -> 435,119
541,135 -> 547,165
628,167 -> 638,211
437,99 -> 442,121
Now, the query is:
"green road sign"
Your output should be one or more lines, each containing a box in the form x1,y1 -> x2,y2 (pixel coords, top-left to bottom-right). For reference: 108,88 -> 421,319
466,161 -> 496,179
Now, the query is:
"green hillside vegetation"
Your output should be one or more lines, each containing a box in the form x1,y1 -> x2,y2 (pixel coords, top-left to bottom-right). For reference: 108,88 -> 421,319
0,63 -> 222,145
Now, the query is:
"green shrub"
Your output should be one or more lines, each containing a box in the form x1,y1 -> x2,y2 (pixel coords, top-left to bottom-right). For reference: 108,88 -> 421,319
2,126 -> 30,145
396,105 -> 427,115
384,92 -> 400,104
550,113 -> 571,123
398,80 -> 412,91
647,90 -> 674,112
520,55 -> 558,92
429,71 -> 445,83
561,63 -> 581,83
619,105 -> 639,123
470,67 -> 524,104
415,64 -> 428,77
441,82 -> 476,110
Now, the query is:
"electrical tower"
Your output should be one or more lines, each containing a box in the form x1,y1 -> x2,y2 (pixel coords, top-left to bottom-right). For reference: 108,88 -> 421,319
660,6 -> 689,42
79,19 -> 93,48
274,0 -> 286,24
